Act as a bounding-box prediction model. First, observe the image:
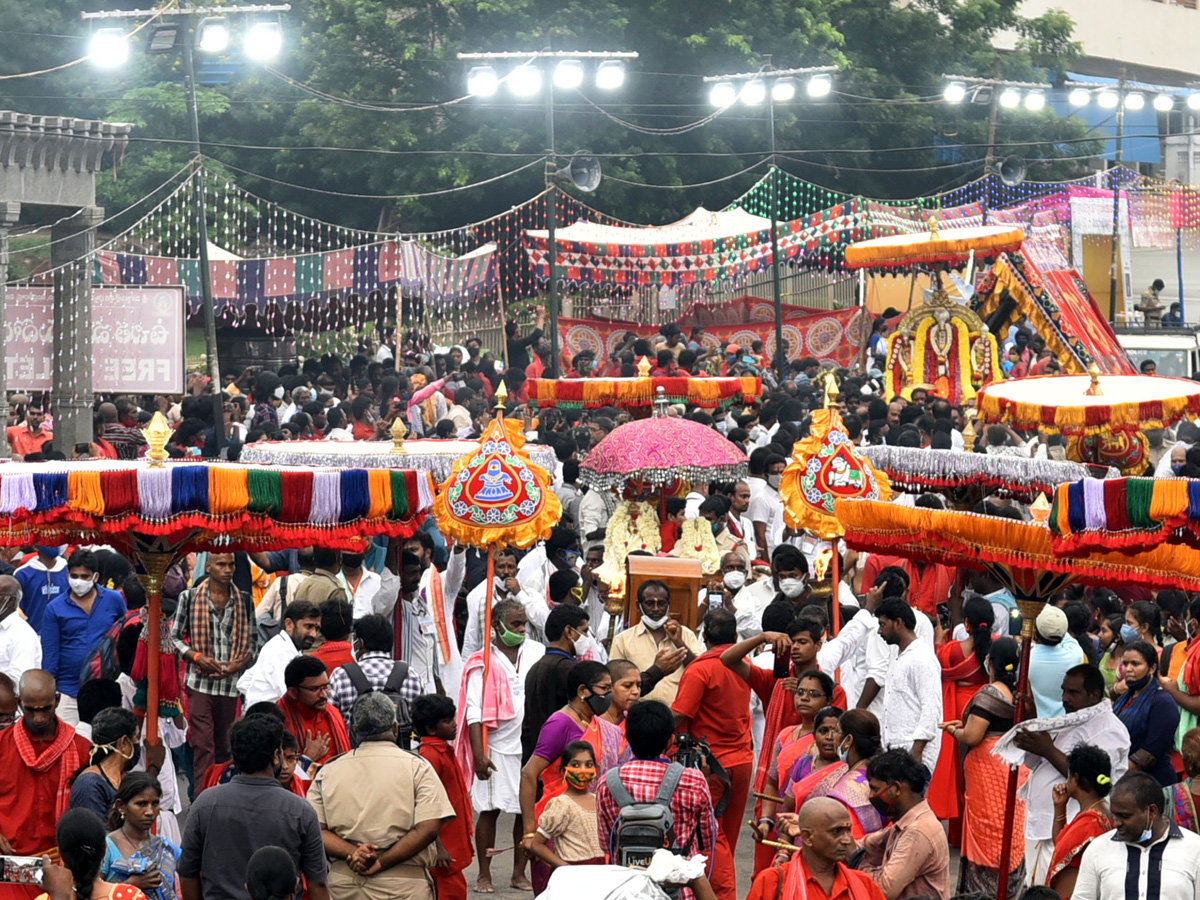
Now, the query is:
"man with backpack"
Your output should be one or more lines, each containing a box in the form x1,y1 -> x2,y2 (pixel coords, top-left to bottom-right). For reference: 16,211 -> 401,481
595,700 -> 717,900
327,614 -> 422,747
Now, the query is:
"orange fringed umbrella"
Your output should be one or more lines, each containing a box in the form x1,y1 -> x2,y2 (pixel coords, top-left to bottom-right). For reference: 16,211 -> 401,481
778,408 -> 890,633
844,222 -> 1025,270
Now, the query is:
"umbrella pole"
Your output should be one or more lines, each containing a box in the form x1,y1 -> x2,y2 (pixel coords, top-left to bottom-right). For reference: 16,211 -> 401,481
135,552 -> 174,747
996,599 -> 1040,900
482,548 -> 495,757
830,541 -> 841,637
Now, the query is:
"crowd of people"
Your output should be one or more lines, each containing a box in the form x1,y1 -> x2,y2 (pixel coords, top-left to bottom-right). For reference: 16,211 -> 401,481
0,313 -> 1198,900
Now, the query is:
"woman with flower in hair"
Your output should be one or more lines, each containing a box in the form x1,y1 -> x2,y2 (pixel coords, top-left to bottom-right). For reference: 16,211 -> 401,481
1047,743 -> 1113,898
941,637 -> 1026,898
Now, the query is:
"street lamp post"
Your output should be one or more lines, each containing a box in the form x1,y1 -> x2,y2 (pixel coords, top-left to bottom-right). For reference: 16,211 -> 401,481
83,4 -> 288,453
704,64 -> 837,381
458,50 -> 637,378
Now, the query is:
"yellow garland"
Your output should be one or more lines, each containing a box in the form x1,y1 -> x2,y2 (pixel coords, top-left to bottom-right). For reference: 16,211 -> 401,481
595,500 -> 661,597
908,316 -> 977,402
674,517 -> 721,574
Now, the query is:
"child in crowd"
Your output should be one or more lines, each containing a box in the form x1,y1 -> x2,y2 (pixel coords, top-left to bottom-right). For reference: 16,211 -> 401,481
526,740 -> 606,889
414,695 -> 474,900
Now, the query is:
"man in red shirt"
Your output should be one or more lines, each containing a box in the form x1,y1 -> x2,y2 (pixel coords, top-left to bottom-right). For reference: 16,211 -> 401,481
672,608 -> 749,900
312,599 -> 355,674
6,405 -> 52,459
861,545 -> 953,619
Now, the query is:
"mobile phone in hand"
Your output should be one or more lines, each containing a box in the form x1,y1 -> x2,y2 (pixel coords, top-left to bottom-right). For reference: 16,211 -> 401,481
0,857 -> 43,885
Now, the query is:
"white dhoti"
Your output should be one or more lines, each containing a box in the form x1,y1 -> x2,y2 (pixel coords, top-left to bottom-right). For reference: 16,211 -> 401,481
1024,837 -> 1055,886
470,750 -> 522,814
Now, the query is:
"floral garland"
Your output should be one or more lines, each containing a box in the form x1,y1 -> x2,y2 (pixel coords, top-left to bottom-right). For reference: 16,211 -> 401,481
910,315 -> 976,402
595,500 -> 661,597
674,517 -> 721,574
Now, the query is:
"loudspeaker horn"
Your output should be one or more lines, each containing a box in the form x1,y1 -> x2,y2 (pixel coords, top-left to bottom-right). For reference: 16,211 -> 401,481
561,152 -> 602,192
998,156 -> 1027,187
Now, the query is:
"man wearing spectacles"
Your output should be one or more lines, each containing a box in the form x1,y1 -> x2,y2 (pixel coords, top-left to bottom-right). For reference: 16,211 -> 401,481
278,655 -> 350,765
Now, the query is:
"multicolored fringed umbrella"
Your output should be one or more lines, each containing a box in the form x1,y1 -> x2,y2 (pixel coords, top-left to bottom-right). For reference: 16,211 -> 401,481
859,445 -> 1117,507
0,413 -> 433,744
835,495 -> 1200,900
240,436 -> 559,483
778,408 -> 890,632
527,375 -> 762,412
1049,475 -> 1200,554
976,370 -> 1200,474
431,388 -> 561,754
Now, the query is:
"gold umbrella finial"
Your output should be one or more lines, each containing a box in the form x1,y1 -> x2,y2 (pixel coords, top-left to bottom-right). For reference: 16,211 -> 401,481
1085,363 -> 1103,396
822,371 -> 840,409
636,355 -> 652,378
389,415 -> 408,454
1030,492 -> 1052,524
494,381 -> 509,411
143,412 -> 171,468
962,413 -> 976,451
928,216 -> 940,239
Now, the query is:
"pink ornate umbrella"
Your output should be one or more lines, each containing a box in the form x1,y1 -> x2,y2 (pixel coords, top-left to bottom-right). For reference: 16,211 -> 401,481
579,413 -> 748,492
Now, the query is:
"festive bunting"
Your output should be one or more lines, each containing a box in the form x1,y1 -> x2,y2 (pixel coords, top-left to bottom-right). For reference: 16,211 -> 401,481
1049,476 -> 1200,553
527,375 -> 761,411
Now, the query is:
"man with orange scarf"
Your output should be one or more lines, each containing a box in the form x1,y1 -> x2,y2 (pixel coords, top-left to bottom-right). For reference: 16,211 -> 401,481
0,670 -> 91,899
276,655 -> 351,766
746,798 -> 886,900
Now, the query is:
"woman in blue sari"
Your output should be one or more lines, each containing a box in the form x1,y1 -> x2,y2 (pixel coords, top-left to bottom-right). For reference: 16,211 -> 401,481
104,773 -> 181,900
1113,640 -> 1180,788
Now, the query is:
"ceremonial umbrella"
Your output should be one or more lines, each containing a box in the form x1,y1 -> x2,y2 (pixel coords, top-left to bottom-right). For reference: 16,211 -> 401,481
834,496 -> 1200,900
859,445 -> 1117,507
844,222 -> 1026,271
527,374 -> 762,413
431,386 -> 561,752
975,370 -> 1200,474
0,413 -> 434,744
778,408 -> 891,633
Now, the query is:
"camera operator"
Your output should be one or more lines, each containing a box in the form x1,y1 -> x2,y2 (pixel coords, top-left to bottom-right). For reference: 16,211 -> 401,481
671,607 -> 749,900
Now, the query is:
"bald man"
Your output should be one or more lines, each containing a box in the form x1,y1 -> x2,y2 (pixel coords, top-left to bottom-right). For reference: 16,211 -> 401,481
0,670 -> 90,889
0,575 -> 41,684
747,798 -> 887,900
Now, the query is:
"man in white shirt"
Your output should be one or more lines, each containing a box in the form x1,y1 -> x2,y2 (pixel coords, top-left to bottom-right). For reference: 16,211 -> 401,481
402,532 -> 466,697
1000,664 -> 1130,886
236,600 -> 321,706
731,544 -> 808,640
462,549 -> 549,659
1073,771 -> 1200,900
0,577 -> 41,684
577,488 -> 616,542
365,552 -> 444,694
463,598 -> 544,893
336,549 -> 381,618
726,480 -> 760,563
323,407 -> 353,441
747,450 -> 787,557
876,597 -> 942,774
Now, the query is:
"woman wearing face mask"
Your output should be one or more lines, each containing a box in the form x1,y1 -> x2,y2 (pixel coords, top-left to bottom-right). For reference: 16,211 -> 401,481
781,707 -> 844,814
941,637 -> 1025,899
1113,639 -> 1180,787
929,596 -> 994,837
1112,602 -> 1164,698
69,706 -> 142,821
1098,612 -> 1126,695
524,742 -> 605,889
517,662 -> 630,894
822,709 -> 886,840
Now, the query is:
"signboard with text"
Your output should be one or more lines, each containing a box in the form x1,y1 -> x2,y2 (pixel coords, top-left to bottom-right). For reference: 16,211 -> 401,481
5,286 -> 185,393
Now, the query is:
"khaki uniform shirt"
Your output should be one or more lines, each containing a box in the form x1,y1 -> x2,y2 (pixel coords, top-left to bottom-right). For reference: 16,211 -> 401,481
609,621 -> 703,705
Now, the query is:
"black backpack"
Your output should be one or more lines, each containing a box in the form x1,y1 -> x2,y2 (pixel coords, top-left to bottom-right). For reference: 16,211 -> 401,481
605,762 -> 687,870
342,661 -> 413,750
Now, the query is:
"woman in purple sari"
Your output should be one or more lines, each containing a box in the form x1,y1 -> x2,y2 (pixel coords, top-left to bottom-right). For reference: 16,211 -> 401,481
826,709 -> 886,838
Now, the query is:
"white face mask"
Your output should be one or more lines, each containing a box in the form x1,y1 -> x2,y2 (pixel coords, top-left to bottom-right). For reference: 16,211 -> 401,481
767,474 -> 782,491
572,630 -> 592,656
494,576 -> 511,596
640,609 -> 668,630
779,577 -> 807,598
273,386 -> 285,400
723,570 -> 747,591
68,576 -> 95,598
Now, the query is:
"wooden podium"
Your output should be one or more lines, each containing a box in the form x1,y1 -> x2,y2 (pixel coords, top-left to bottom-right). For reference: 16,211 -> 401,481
625,555 -> 705,633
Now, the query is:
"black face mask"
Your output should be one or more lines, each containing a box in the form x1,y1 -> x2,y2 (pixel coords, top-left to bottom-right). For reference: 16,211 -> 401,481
1126,672 -> 1153,692
127,742 -> 141,772
342,553 -> 364,569
272,751 -> 284,781
585,690 -> 612,716
869,788 -> 895,821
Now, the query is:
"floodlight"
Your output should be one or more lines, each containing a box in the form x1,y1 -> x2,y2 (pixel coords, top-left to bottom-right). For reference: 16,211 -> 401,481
595,60 -> 625,90
1069,88 -> 1091,107
772,78 -> 796,103
244,21 -> 282,62
943,81 -> 967,103
196,16 -> 230,54
1154,93 -> 1175,112
1124,92 -> 1144,110
999,87 -> 1021,109
467,66 -> 498,97
147,24 -> 181,53
1024,90 -> 1046,111
553,59 -> 584,90
89,28 -> 129,68
1189,93 -> 1200,111
807,73 -> 833,98
508,64 -> 543,97
741,81 -> 766,105
709,82 -> 737,107
1098,89 -> 1119,109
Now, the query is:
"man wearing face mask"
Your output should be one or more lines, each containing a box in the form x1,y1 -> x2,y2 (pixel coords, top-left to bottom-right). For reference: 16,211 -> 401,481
462,548 -> 549,659
748,450 -> 787,557
732,545 -> 808,640
0,575 -> 40,684
39,550 -> 126,725
458,599 -> 544,893
14,544 -> 69,636
858,749 -> 950,900
610,580 -> 701,706
1073,770 -> 1200,900
521,605 -> 593,763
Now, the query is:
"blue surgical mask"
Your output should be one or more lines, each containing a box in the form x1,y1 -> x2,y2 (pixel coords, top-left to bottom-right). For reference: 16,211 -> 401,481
1121,623 -> 1140,643
1173,463 -> 1186,475
837,740 -> 850,764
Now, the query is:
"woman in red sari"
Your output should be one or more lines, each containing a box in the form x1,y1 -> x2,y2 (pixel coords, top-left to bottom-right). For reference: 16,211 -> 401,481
930,596 -> 993,843
784,707 -> 845,812
1047,743 -> 1114,898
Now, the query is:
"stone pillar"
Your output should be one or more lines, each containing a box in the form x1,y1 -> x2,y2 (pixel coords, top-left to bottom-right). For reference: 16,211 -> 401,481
50,206 -> 102,452
0,201 -> 20,458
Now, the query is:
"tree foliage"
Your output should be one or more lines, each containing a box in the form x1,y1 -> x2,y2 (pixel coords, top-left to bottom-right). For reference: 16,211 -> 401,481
0,0 -> 1102,235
